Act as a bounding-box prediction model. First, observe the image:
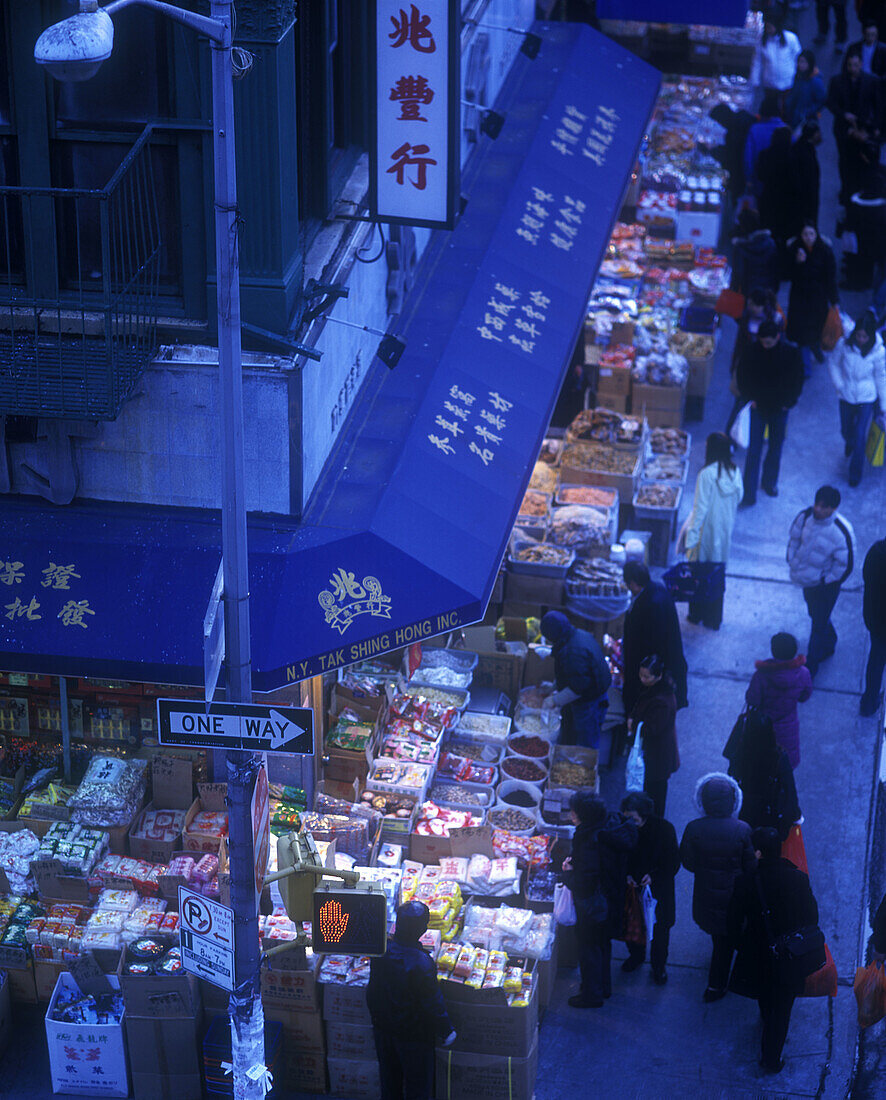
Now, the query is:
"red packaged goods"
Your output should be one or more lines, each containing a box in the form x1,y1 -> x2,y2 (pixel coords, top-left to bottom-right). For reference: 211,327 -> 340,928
436,752 -> 472,781
464,763 -> 495,785
165,854 -> 196,881
192,854 -> 219,884
131,808 -> 186,843
187,811 -> 228,838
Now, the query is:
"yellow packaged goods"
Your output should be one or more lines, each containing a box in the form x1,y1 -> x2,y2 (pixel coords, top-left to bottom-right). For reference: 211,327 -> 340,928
437,942 -> 460,972
487,950 -> 508,971
465,967 -> 485,990
508,990 -> 530,1008
473,948 -> 489,971
503,966 -> 523,993
428,896 -> 450,923
482,969 -> 504,989
453,946 -> 476,979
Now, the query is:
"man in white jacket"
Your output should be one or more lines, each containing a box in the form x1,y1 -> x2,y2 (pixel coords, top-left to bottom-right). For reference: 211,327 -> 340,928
827,310 -> 886,486
787,485 -> 856,677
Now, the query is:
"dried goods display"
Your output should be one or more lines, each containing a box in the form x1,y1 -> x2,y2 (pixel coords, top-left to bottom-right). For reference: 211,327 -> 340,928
517,489 -> 550,518
500,758 -> 547,783
511,543 -> 572,566
548,505 -> 612,550
528,461 -> 558,493
508,735 -> 551,758
568,557 -> 628,596
549,759 -> 597,788
487,807 -> 536,832
649,427 -> 689,455
669,330 -> 714,359
561,442 -> 637,475
556,485 -> 617,507
632,351 -> 688,387
567,408 -> 642,445
642,454 -> 686,482
429,783 -> 489,807
636,484 -> 679,508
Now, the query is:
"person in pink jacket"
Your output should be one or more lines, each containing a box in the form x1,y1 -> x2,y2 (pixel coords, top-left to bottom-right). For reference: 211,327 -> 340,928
745,633 -> 813,768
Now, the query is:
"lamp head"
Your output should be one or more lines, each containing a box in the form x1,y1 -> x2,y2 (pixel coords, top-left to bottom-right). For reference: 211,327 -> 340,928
35,5 -> 114,82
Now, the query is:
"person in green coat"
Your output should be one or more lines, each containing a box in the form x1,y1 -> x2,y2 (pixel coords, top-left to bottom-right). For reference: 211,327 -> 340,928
683,433 -> 744,630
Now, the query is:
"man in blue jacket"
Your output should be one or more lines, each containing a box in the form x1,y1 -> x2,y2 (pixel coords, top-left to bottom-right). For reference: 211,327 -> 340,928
367,900 -> 455,1100
540,610 -> 612,749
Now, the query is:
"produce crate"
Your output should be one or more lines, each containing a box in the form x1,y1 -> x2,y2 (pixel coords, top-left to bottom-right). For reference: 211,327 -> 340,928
559,450 -> 640,501
507,539 -> 574,579
645,428 -> 691,461
639,454 -> 688,486
454,711 -> 511,745
632,481 -> 683,522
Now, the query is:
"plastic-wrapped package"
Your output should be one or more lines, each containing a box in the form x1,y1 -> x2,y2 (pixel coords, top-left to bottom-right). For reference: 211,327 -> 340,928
524,913 -> 555,960
466,855 -> 492,892
0,829 -> 40,894
69,755 -> 149,828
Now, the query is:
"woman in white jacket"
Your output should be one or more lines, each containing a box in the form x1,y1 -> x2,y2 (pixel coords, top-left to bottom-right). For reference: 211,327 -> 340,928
760,17 -> 802,109
828,310 -> 886,486
684,433 -> 744,630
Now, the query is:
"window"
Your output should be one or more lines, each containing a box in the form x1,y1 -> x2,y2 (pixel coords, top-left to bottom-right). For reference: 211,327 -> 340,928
296,2 -> 370,228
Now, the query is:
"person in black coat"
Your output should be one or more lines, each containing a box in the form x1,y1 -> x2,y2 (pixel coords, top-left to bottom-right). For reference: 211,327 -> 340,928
861,537 -> 886,715
562,790 -> 638,1008
756,126 -> 796,248
367,900 -> 455,1099
788,120 -> 823,239
540,610 -> 612,749
681,773 -> 757,1001
622,562 -> 688,716
706,103 -> 757,201
735,321 -> 805,506
727,827 -> 821,1074
785,223 -> 839,365
723,709 -> 801,840
827,47 -> 882,205
628,655 -> 680,817
731,207 -> 781,297
871,890 -> 886,958
620,791 -> 680,985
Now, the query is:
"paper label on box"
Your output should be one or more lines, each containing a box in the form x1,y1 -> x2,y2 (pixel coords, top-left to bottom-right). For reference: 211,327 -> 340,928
70,952 -> 114,998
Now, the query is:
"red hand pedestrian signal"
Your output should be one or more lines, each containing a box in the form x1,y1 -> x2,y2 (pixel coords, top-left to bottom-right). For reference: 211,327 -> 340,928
318,898 -> 350,944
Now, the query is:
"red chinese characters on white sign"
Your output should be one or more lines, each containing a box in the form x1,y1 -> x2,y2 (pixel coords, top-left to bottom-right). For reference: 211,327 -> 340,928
375,1 -> 454,225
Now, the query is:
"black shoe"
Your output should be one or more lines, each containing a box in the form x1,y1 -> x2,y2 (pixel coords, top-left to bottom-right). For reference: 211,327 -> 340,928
762,484 -> 778,498
739,497 -> 756,509
860,695 -> 882,717
703,987 -> 727,1003
622,956 -> 644,972
845,441 -> 853,457
813,347 -> 825,364
760,1059 -> 785,1074
849,476 -> 861,488
652,968 -> 668,985
569,994 -> 603,1008
687,614 -> 702,625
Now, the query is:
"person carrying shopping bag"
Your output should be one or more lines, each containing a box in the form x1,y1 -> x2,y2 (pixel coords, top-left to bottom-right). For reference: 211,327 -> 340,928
827,309 -> 886,487
627,654 -> 680,817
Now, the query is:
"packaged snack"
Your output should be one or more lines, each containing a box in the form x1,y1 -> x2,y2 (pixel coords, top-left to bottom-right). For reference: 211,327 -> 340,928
487,950 -> 508,971
452,945 -> 476,979
465,966 -> 485,989
508,991 -> 530,1008
503,966 -> 523,993
482,968 -> 504,989
437,942 -> 460,972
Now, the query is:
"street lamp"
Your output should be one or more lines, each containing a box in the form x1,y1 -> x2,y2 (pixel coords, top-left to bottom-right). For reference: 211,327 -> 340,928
36,2 -> 266,1097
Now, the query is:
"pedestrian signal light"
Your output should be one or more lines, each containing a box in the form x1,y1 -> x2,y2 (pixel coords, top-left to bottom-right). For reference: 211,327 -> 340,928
312,883 -> 388,956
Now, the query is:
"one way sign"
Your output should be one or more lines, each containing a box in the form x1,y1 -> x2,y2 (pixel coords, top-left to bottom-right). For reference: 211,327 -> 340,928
156,699 -> 314,754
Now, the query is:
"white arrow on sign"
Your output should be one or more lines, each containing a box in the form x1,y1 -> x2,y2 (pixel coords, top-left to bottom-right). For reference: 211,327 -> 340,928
267,710 -> 306,750
167,708 -> 308,748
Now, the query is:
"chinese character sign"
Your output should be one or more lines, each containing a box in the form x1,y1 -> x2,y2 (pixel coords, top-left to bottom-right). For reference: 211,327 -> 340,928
373,1 -> 459,228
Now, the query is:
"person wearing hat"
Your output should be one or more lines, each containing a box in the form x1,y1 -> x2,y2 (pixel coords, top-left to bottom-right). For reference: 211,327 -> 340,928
367,900 -> 456,1100
540,610 -> 612,749
827,309 -> 886,486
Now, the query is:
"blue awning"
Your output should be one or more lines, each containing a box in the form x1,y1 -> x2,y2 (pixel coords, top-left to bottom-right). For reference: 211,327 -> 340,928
0,23 -> 659,693
597,0 -> 748,26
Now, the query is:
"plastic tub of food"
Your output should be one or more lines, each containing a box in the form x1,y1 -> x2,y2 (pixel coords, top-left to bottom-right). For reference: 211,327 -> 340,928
444,736 -> 504,767
428,781 -> 494,813
401,683 -> 471,712
495,778 -> 543,813
507,539 -> 575,579
499,755 -> 550,791
512,707 -> 561,739
632,481 -> 682,520
486,804 -> 539,836
406,647 -> 478,690
454,711 -> 512,745
506,733 -> 554,765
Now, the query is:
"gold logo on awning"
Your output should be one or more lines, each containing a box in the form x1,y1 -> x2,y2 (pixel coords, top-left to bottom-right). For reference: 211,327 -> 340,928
318,568 -> 392,635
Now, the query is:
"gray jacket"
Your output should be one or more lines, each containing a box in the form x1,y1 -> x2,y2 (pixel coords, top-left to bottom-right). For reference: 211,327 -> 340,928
786,508 -> 856,588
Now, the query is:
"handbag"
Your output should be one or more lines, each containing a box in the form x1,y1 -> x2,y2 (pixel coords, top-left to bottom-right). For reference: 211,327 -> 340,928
625,723 -> 645,790
866,420 -> 885,468
622,884 -> 645,945
553,882 -> 576,927
662,561 -> 726,603
641,883 -> 657,941
821,305 -> 844,352
854,960 -> 886,1027
754,873 -> 826,986
803,943 -> 838,998
715,288 -> 746,319
729,401 -> 751,449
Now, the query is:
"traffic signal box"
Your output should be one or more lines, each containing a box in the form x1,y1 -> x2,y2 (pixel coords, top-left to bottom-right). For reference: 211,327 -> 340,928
312,883 -> 388,957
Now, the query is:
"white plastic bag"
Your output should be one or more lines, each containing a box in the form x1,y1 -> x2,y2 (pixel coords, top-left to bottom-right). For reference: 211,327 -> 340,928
641,883 -> 657,940
553,882 -> 576,927
625,721 -> 645,791
729,401 -> 750,450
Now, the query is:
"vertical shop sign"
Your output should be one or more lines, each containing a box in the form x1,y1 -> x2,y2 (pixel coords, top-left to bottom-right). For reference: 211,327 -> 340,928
370,1 -> 460,229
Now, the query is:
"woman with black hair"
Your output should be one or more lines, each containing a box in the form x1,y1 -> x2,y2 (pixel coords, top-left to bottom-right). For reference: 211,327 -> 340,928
784,49 -> 827,130
561,791 -> 637,1008
785,222 -> 838,366
788,120 -> 823,238
760,17 -> 802,116
683,433 -> 743,630
628,655 -> 679,817
828,309 -> 886,485
723,709 -> 801,840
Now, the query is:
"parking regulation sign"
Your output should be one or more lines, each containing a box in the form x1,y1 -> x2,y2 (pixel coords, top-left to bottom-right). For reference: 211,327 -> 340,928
178,886 -> 234,991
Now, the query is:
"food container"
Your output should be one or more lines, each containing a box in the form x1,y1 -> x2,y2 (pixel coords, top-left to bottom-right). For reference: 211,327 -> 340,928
506,733 -> 554,767
507,539 -> 575,579
495,779 -> 543,814
554,484 -> 618,510
444,735 -> 504,767
406,647 -> 478,691
401,683 -> 470,712
646,428 -> 691,458
512,707 -> 561,739
453,711 -> 511,745
517,489 -> 552,526
632,481 -> 682,519
486,804 -> 539,836
499,755 -> 549,792
429,781 -> 494,814
639,454 -> 688,485
559,444 -> 640,500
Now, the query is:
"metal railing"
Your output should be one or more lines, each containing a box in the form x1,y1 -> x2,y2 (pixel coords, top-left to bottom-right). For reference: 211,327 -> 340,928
0,125 -> 161,420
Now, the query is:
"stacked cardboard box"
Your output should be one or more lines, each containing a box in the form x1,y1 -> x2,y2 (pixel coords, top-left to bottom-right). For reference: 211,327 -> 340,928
261,960 -> 327,1093
323,981 -> 380,1100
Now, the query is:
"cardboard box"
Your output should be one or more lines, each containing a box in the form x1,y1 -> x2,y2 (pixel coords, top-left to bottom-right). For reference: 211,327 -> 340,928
460,625 -> 526,701
260,963 -> 320,1011
435,1038 -> 538,1100
5,960 -> 37,1004
0,969 -> 10,1055
119,959 -> 200,1019
29,857 -> 93,906
129,756 -> 196,864
631,381 -> 685,429
523,646 -> 555,687
198,976 -> 230,1016
126,1012 -> 203,1080
593,390 -> 629,414
410,823 -> 494,867
46,972 -> 128,1097
262,1003 -> 325,1053
322,981 -> 372,1025
327,1055 -> 380,1100
440,972 -> 537,1057
595,363 -> 632,396
281,1048 -> 327,1093
504,573 -> 564,607
35,959 -> 66,1002
129,1073 -> 202,1100
686,353 -> 714,397
325,1021 -> 376,1060
181,782 -> 227,853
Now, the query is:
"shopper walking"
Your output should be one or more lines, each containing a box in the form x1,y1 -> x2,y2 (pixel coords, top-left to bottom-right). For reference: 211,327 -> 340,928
539,610 -> 612,749
760,17 -> 803,114
727,827 -> 822,1074
622,562 -> 689,715
745,633 -> 813,767
681,773 -> 757,1002
828,310 -> 886,486
827,47 -> 882,206
788,120 -> 823,236
627,655 -> 679,816
786,222 -> 839,367
562,791 -> 637,1008
707,104 -> 758,203
731,209 -> 781,297
620,791 -> 680,986
860,536 -> 886,716
815,0 -> 848,49
683,432 -> 743,629
724,709 -> 802,838
787,485 -> 857,677
735,321 -> 805,506
726,289 -> 785,435
745,93 -> 788,193
367,900 -> 456,1100
784,49 -> 827,130
757,126 -> 797,246
850,19 -> 886,75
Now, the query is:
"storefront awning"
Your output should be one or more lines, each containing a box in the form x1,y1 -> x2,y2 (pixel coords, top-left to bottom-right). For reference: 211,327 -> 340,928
0,22 -> 659,692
